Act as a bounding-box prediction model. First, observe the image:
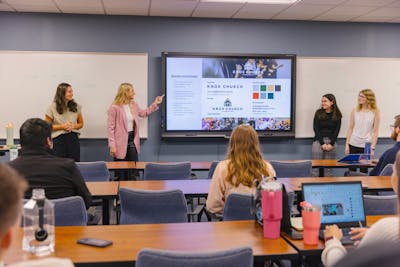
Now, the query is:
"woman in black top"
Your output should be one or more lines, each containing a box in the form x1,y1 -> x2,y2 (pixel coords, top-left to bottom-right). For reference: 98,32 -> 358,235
312,94 -> 342,176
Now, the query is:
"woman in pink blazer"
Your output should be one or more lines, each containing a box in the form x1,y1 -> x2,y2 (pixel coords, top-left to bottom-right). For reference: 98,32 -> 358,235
107,83 -> 163,167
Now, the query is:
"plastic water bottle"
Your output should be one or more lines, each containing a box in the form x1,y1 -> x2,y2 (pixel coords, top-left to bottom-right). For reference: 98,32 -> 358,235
22,189 -> 55,255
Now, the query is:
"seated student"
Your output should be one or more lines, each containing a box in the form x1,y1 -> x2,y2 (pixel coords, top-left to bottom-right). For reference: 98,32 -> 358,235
0,163 -> 74,267
8,118 -> 91,209
206,125 -> 276,215
368,115 -> 400,175
322,150 -> 400,267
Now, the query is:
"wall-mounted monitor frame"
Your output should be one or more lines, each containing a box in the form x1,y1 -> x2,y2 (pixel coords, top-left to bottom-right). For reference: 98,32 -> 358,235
161,52 -> 296,139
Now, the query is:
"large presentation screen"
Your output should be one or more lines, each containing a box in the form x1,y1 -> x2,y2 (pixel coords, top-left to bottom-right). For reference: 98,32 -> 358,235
161,52 -> 296,138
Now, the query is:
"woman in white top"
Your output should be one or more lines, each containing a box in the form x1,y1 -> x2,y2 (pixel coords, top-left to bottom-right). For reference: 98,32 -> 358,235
322,151 -> 400,267
345,89 -> 380,172
45,83 -> 83,162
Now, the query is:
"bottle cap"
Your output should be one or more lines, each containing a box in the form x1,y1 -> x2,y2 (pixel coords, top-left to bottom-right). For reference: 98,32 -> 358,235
32,189 -> 46,200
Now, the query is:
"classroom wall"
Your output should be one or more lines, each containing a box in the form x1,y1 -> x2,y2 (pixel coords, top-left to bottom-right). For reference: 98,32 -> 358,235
1,12 -> 399,164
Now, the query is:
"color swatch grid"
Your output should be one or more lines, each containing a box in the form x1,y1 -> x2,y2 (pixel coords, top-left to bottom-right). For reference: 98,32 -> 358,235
252,84 -> 281,99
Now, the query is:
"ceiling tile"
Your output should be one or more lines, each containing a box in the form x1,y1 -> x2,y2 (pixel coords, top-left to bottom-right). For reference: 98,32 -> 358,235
5,0 -> 59,12
192,2 -> 243,18
387,0 -> 400,7
150,0 -> 198,17
273,3 -> 335,20
343,0 -> 395,7
313,5 -> 377,21
365,6 -> 400,17
54,0 -> 104,14
233,3 -> 289,19
103,0 -> 149,15
0,3 -> 14,11
299,0 -> 346,4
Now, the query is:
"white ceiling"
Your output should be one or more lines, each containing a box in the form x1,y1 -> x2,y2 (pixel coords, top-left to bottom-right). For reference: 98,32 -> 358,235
0,0 -> 399,23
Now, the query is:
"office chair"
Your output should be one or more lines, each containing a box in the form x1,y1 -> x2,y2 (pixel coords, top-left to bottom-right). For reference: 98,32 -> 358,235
270,160 -> 312,178
52,196 -> 88,226
136,246 -> 253,267
363,194 -> 398,215
223,193 -> 254,221
119,187 -> 188,224
208,161 -> 220,179
143,162 -> 192,180
76,161 -> 111,182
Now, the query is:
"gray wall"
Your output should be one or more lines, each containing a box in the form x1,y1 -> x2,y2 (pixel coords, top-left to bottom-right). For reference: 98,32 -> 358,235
1,12 -> 399,163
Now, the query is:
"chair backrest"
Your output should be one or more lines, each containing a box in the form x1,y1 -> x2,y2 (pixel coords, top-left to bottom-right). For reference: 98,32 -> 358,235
136,246 -> 253,267
379,163 -> 394,176
143,162 -> 191,180
333,241 -> 400,267
119,187 -> 188,224
51,196 -> 88,226
269,160 -> 312,178
223,193 -> 254,221
208,161 -> 220,179
363,194 -> 398,215
76,161 -> 111,182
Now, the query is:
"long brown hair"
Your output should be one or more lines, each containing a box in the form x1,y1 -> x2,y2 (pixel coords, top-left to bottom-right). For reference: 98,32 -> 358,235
54,82 -> 77,114
226,125 -> 271,187
316,93 -> 342,121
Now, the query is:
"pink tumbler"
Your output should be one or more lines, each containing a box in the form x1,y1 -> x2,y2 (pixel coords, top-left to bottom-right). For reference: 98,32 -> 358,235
302,206 -> 321,245
261,181 -> 282,239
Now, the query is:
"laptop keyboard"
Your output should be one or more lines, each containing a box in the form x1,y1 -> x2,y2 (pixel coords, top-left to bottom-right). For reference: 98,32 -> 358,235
319,228 -> 354,245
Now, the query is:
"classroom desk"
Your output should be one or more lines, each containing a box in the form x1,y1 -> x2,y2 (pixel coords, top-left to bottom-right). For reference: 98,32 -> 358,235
281,215 -> 390,258
86,181 -> 119,225
106,160 -> 375,177
279,176 -> 392,193
5,220 -> 298,267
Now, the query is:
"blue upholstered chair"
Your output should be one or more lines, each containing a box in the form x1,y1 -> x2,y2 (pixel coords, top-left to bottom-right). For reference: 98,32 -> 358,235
51,196 -> 88,226
208,161 -> 220,179
143,162 -> 192,180
223,193 -> 254,221
270,160 -> 312,178
119,187 -> 188,224
379,163 -> 394,176
136,246 -> 253,267
363,194 -> 398,215
76,161 -> 111,182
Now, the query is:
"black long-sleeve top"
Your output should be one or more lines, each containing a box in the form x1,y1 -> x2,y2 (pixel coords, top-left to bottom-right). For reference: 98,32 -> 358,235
313,111 -> 341,146
9,147 -> 92,209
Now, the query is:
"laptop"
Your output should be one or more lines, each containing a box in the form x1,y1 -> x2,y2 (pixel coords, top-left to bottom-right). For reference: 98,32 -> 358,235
338,154 -> 370,164
302,181 -> 366,245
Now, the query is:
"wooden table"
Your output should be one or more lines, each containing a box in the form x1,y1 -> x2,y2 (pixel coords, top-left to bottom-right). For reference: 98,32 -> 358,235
281,215 -> 390,257
87,181 -> 119,225
106,160 -> 375,177
5,221 -> 298,267
279,176 -> 392,193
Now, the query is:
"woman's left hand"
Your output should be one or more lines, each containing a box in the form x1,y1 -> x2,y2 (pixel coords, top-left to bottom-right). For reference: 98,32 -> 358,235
154,94 -> 164,105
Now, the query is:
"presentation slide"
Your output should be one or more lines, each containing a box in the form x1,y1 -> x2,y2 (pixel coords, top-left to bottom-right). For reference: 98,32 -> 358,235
165,55 -> 294,134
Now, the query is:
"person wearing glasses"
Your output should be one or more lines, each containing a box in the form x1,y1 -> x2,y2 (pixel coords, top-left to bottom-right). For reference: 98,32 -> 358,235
345,89 -> 380,173
368,115 -> 400,175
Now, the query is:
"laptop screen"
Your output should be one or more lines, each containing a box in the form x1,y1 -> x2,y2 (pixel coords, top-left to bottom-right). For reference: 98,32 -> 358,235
302,182 -> 366,227
338,154 -> 369,163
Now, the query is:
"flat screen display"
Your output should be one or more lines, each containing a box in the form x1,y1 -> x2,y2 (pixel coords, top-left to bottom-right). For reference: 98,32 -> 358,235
161,52 -> 296,138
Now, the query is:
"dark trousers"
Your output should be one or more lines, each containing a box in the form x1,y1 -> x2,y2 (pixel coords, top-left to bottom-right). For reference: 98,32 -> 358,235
53,132 -> 80,162
349,144 -> 368,173
114,131 -> 139,180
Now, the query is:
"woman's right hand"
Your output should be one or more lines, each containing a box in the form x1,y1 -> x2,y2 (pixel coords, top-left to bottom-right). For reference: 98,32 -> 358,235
349,227 -> 368,241
345,144 -> 350,155
62,122 -> 73,132
110,147 -> 117,158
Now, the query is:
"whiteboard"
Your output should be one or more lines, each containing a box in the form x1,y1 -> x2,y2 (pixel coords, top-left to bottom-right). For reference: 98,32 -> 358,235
296,57 -> 400,138
0,51 -> 148,138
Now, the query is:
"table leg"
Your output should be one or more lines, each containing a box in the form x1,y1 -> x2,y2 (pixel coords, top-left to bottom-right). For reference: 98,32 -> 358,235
102,199 -> 110,225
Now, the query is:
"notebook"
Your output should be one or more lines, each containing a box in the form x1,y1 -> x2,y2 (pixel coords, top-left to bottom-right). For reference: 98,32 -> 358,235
302,181 -> 366,245
337,154 -> 369,164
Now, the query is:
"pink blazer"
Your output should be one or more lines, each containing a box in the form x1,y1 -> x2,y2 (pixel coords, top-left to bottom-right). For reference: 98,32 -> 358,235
107,101 -> 159,159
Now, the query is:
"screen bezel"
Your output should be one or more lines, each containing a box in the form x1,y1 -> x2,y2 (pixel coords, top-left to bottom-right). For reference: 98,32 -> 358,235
161,52 -> 297,139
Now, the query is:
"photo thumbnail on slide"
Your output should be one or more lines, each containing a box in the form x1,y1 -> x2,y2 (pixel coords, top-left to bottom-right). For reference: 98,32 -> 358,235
202,58 -> 289,79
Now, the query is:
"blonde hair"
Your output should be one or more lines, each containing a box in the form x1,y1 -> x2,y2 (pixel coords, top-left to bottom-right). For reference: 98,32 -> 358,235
225,125 -> 271,187
112,83 -> 133,105
357,89 -> 378,111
